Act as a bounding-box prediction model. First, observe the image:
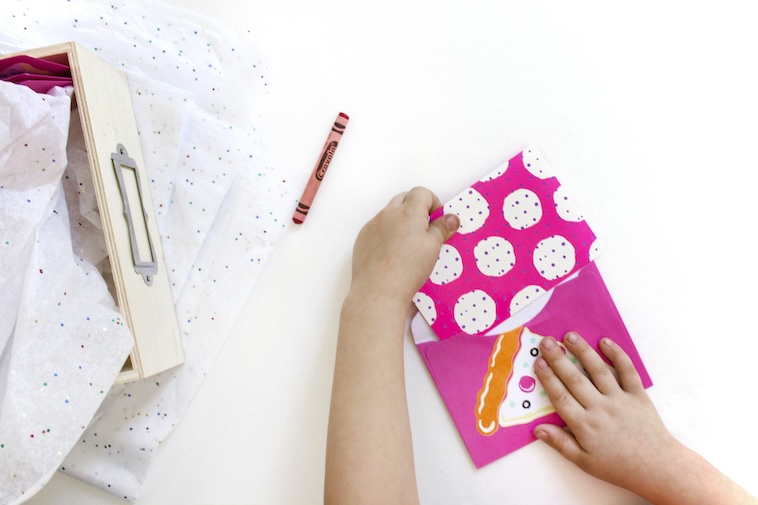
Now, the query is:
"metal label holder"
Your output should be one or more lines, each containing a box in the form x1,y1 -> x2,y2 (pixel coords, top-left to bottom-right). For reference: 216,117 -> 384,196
111,143 -> 158,286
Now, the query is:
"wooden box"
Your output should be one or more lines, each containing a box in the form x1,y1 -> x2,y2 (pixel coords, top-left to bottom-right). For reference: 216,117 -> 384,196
2,42 -> 184,383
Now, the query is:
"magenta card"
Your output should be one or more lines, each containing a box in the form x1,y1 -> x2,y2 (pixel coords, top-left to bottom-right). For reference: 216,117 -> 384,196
414,147 -> 600,339
416,263 -> 652,468
0,55 -> 71,79
0,55 -> 72,93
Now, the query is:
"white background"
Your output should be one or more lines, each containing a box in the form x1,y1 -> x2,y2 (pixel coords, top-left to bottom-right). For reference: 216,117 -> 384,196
27,1 -> 758,504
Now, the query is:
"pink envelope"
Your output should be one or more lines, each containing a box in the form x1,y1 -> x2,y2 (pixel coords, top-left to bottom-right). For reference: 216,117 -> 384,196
413,262 -> 653,468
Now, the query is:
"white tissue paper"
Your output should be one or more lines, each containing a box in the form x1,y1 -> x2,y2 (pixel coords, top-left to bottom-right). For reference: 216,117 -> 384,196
0,82 -> 134,505
1,0 -> 296,502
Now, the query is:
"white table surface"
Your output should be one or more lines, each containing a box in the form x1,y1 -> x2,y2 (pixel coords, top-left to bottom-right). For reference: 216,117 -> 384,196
26,1 -> 758,504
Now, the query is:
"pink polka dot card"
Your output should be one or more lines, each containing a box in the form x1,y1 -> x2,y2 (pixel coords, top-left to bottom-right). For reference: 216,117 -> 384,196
414,146 -> 601,339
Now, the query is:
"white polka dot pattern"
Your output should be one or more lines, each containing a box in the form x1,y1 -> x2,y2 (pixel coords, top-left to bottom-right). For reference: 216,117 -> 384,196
444,188 -> 490,234
414,146 -> 599,338
474,237 -> 515,277
553,185 -> 584,222
454,290 -> 497,334
503,188 -> 542,230
430,244 -> 463,285
533,235 -> 576,281
414,292 -> 437,324
509,285 -> 547,314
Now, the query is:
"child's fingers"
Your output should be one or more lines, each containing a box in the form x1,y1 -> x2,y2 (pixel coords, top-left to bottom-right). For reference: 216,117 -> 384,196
562,332 -> 622,396
599,338 -> 645,394
428,213 -> 460,243
402,186 -> 439,212
535,354 -> 584,421
538,337 -> 598,409
533,423 -> 584,464
399,187 -> 458,243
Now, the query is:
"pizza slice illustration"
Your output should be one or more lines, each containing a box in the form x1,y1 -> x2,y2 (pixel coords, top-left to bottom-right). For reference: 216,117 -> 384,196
475,327 -> 584,436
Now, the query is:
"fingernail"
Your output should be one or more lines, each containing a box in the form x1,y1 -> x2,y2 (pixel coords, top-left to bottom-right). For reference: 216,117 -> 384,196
535,357 -> 548,370
443,213 -> 460,231
565,332 -> 578,344
534,428 -> 548,442
542,337 -> 556,350
601,337 -> 614,348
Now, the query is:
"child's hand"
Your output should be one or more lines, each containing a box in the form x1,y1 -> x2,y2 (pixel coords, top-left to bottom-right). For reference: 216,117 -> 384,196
533,332 -> 681,497
326,188 -> 459,505
349,187 -> 459,305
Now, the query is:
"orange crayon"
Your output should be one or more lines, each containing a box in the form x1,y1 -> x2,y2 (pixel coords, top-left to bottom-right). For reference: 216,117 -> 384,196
293,112 -> 349,224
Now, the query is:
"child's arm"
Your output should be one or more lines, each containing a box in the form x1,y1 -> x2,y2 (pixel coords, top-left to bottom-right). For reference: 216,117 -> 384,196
534,332 -> 757,505
324,187 -> 459,505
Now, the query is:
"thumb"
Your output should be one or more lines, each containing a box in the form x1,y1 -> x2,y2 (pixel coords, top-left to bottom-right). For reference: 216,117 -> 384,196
534,424 -> 584,464
429,213 -> 460,243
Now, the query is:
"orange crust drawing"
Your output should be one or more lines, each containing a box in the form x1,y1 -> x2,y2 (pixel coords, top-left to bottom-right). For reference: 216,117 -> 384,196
474,327 -> 521,436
